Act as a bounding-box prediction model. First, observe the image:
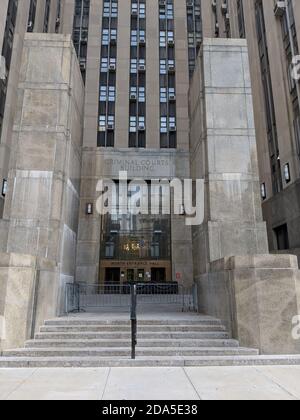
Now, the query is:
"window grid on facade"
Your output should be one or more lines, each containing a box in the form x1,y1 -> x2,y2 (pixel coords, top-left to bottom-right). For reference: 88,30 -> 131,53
98,0 -> 118,148
129,0 -> 146,148
237,0 -> 246,39
212,0 -> 219,38
159,0 -> 177,149
55,0 -> 62,33
278,0 -> 300,164
255,0 -> 283,195
224,0 -> 231,38
72,0 -> 90,83
0,0 -> 18,139
186,0 -> 202,78
27,0 -> 37,32
43,0 -> 51,33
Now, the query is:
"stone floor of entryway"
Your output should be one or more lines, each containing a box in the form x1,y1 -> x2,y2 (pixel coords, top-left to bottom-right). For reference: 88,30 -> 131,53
64,307 -> 214,320
1,365 -> 300,400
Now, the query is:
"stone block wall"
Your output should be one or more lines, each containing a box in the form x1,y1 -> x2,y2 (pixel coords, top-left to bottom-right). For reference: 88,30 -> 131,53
197,255 -> 300,354
0,34 -> 84,348
189,38 -> 269,277
0,252 -> 59,351
1,34 -> 84,295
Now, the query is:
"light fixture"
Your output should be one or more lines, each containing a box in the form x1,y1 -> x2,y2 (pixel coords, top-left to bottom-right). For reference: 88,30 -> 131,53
1,179 -> 7,197
85,203 -> 93,215
284,163 -> 291,183
261,183 -> 267,200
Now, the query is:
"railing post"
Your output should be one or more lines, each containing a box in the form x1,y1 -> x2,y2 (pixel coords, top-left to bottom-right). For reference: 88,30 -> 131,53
65,284 -> 69,314
193,282 -> 199,313
76,283 -> 80,313
130,284 -> 137,360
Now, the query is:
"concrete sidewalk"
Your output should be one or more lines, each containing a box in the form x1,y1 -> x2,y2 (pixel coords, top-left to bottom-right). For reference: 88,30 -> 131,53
1,366 -> 300,400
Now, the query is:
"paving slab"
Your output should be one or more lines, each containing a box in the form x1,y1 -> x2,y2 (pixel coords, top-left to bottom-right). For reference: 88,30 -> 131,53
255,366 -> 300,400
0,369 -> 37,400
1,366 -> 300,400
4,368 -> 109,401
184,366 -> 297,400
102,367 -> 200,400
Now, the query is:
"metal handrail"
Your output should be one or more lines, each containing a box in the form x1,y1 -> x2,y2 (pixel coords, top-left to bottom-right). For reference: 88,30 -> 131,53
130,284 -> 137,360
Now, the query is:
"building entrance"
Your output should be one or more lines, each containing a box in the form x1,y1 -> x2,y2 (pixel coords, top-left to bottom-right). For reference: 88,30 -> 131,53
151,268 -> 166,283
102,261 -> 171,284
100,206 -> 172,285
105,268 -> 121,284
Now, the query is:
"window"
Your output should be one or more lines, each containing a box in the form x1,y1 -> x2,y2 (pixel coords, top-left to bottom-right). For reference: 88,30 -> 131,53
98,0 -> 118,147
159,0 -> 176,148
43,0 -> 51,33
186,0 -> 202,76
237,0 -> 246,39
27,0 -> 37,32
72,0 -> 91,82
129,0 -> 146,148
101,211 -> 171,261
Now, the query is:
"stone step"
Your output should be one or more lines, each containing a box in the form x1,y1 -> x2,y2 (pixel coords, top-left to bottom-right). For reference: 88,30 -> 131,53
1,314 -> 263,368
44,318 -> 222,327
25,338 -> 240,349
1,355 -> 299,368
40,324 -> 226,333
4,347 -> 259,358
34,331 -> 230,340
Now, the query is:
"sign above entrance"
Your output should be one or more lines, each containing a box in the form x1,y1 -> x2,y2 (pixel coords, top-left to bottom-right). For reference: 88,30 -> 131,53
95,149 -> 190,179
103,260 -> 168,268
104,157 -> 173,178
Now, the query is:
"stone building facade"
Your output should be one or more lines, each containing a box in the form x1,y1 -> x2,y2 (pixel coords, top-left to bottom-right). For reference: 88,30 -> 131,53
0,1 -> 300,354
1,1 -> 300,282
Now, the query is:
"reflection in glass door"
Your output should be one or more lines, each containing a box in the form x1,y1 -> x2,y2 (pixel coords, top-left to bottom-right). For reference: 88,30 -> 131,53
127,269 -> 134,283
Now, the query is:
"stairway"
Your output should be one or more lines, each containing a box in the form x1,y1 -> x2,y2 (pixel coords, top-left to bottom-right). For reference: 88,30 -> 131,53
0,315 -> 269,367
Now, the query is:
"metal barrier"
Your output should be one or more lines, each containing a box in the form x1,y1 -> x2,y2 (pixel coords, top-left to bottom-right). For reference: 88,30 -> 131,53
65,283 -> 80,313
65,282 -> 197,313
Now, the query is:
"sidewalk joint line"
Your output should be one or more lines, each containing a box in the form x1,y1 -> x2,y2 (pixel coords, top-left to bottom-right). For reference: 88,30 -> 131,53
183,367 -> 202,401
254,366 -> 299,400
4,367 -> 38,400
100,367 -> 111,400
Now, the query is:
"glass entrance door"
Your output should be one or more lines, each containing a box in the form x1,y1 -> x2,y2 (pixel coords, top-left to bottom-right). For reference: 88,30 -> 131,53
105,268 -> 120,284
151,268 -> 166,283
127,269 -> 135,283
